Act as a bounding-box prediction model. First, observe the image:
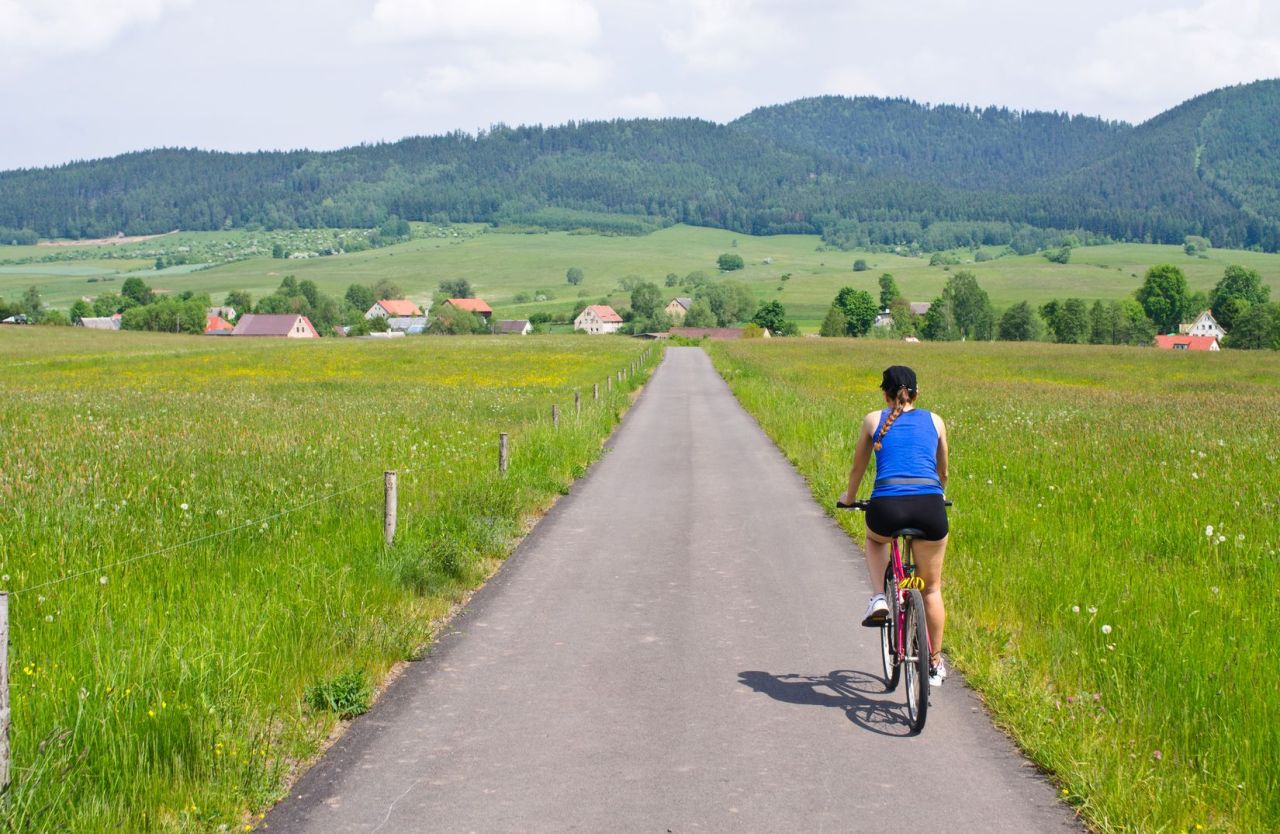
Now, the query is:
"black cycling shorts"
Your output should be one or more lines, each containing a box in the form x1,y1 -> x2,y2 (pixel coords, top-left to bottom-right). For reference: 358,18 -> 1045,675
866,494 -> 949,541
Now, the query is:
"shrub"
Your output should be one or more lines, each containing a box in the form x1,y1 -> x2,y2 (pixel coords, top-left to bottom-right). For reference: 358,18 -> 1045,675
305,670 -> 372,718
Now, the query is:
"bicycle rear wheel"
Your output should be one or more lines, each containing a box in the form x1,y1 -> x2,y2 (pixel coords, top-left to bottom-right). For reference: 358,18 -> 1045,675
903,588 -> 930,734
880,565 -> 900,691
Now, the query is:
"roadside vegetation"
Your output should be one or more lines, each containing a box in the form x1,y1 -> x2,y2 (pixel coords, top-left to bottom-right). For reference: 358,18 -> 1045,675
0,328 -> 656,832
710,339 -> 1280,833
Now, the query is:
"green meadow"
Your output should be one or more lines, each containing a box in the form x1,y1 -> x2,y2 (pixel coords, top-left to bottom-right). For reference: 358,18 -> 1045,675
709,339 -> 1280,833
5,225 -> 1280,329
0,328 -> 655,832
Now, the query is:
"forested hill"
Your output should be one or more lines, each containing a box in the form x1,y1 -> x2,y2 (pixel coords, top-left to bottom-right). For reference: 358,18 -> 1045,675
3,80 -> 1280,251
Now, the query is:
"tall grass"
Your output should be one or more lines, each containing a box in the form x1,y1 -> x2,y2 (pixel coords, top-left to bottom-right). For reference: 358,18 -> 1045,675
0,328 -> 657,832
710,339 -> 1279,834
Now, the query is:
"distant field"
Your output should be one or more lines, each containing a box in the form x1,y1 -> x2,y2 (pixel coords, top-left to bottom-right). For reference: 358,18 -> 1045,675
710,339 -> 1280,833
4,225 -> 1279,329
0,328 -> 654,832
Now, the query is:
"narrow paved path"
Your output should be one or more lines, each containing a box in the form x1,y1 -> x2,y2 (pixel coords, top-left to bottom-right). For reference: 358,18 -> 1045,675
267,348 -> 1081,833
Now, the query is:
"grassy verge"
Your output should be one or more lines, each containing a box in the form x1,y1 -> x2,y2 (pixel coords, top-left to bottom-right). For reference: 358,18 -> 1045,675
708,338 -> 1279,833
0,329 -> 659,832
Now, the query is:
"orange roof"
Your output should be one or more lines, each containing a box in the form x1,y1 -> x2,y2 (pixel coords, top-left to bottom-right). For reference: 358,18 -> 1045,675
377,299 -> 422,316
1155,335 -> 1218,350
446,298 -> 492,314
205,314 -> 235,334
583,305 -> 622,323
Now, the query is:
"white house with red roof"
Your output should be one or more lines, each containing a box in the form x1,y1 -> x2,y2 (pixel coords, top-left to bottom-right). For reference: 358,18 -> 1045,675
231,314 -> 319,338
365,299 -> 424,319
1155,334 -> 1220,351
443,298 -> 493,321
574,305 -> 623,334
1177,309 -> 1226,340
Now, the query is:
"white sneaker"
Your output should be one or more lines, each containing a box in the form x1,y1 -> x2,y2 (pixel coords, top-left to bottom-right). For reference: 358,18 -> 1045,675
928,657 -> 947,687
861,593 -> 889,627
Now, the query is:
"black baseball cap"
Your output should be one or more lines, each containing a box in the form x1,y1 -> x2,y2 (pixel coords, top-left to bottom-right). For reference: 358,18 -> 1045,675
880,365 -> 917,394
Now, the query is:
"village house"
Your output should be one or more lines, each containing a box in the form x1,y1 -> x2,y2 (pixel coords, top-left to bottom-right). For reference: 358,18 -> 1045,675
207,305 -> 237,321
494,319 -> 532,335
204,314 -> 235,335
231,313 -> 319,338
443,298 -> 493,322
873,308 -> 893,328
664,297 -> 693,321
1155,334 -> 1220,351
78,314 -> 122,331
1178,310 -> 1226,340
574,305 -> 623,334
365,299 -> 424,319
909,302 -> 932,316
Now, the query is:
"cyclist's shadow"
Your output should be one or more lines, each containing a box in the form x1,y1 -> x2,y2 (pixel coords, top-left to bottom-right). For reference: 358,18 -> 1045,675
737,670 -> 916,737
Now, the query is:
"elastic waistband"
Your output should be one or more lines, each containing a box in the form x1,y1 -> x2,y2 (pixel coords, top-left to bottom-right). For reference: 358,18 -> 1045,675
874,476 -> 942,488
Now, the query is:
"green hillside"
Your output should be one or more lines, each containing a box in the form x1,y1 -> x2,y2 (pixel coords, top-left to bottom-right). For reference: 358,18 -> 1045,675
4,81 -> 1280,251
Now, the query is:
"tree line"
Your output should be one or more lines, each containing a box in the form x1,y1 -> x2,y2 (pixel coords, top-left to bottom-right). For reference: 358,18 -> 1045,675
817,264 -> 1279,349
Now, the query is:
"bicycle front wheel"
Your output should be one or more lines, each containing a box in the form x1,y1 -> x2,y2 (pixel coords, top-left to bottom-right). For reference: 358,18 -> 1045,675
880,565 -> 900,691
903,588 -> 930,734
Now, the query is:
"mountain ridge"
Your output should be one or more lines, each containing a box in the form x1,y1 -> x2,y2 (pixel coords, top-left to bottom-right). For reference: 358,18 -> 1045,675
3,79 -> 1279,251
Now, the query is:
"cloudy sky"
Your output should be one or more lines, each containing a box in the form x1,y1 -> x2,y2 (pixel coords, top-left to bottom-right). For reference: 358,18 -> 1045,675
3,0 -> 1280,170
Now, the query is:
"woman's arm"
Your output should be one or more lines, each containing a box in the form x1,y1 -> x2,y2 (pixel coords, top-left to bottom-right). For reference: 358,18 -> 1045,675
934,414 -> 949,491
838,412 -> 878,504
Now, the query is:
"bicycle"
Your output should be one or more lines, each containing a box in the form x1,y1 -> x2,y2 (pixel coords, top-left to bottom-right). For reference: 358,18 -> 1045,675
836,498 -> 951,734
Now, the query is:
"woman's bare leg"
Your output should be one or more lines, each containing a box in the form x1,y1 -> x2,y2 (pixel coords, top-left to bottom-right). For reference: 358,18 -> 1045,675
864,528 -> 892,589
911,536 -> 948,662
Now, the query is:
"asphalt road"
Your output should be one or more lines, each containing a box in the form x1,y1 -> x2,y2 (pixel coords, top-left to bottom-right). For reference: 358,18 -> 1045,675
266,347 -> 1082,833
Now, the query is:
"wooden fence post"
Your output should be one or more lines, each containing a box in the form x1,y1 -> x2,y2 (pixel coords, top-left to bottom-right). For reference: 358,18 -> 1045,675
607,377 -> 612,392
499,433 -> 509,473
575,389 -> 581,416
593,383 -> 599,400
552,404 -> 560,429
384,471 -> 397,546
1,592 -> 9,792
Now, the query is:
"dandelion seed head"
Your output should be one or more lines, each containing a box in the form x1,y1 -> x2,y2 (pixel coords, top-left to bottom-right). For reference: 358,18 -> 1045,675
1101,624 -> 1112,634
180,502 -> 189,511
99,576 -> 108,586
1071,605 -> 1080,613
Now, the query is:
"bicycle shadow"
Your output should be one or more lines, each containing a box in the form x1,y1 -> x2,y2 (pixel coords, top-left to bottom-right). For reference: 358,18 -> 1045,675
737,669 -> 917,738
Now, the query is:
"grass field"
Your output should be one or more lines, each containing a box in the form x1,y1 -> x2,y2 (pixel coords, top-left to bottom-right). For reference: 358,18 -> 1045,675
4,225 -> 1280,330
0,329 -> 655,833
709,339 -> 1280,833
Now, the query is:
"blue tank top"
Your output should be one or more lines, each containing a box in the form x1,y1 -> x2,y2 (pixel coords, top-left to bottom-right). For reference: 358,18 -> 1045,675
870,408 -> 943,498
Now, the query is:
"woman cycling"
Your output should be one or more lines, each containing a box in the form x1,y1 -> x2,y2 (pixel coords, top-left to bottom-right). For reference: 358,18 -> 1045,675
837,365 -> 950,686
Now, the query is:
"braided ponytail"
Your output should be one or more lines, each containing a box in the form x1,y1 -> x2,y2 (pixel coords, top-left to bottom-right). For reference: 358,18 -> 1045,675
873,386 -> 914,451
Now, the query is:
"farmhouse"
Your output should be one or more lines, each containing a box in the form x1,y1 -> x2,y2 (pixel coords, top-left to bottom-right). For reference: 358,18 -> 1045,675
443,298 -> 493,321
665,297 -> 693,321
494,319 -> 532,335
366,299 -> 424,319
204,314 -> 235,335
1178,310 -> 1226,340
670,326 -> 770,340
1155,335 -> 1220,351
79,315 -> 122,331
231,313 -> 319,338
574,305 -> 623,334
873,309 -> 893,328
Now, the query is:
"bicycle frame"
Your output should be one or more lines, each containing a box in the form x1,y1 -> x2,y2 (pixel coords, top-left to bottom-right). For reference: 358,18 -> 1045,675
887,536 -> 930,664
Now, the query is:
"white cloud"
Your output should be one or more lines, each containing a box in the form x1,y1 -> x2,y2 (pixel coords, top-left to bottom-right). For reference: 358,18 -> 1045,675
1071,0 -> 1280,119
0,0 -> 189,59
383,49 -> 608,111
370,0 -> 601,45
616,92 -> 666,117
662,0 -> 794,72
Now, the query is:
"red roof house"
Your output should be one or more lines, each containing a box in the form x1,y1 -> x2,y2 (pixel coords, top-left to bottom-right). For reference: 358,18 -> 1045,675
231,314 -> 319,338
1155,335 -> 1219,351
443,298 -> 493,320
366,299 -> 423,318
205,314 -> 235,335
574,305 -> 624,334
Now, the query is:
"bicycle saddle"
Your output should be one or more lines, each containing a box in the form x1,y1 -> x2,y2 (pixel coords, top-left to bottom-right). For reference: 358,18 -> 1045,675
891,528 -> 926,539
